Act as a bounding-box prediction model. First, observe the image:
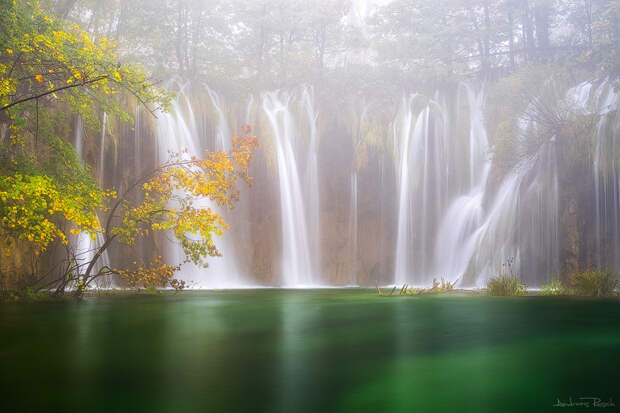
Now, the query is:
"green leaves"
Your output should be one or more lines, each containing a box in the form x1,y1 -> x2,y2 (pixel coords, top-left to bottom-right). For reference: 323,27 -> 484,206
0,173 -> 103,253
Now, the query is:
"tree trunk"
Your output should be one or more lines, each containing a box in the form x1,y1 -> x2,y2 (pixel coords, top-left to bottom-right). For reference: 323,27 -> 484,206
57,0 -> 78,18
468,7 -> 487,77
534,2 -> 550,60
508,11 -> 516,70
522,0 -> 535,62
584,0 -> 593,49
483,1 -> 491,75
191,7 -> 203,76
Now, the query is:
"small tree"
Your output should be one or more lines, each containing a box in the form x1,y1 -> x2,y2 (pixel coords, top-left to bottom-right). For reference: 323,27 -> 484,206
58,130 -> 259,295
0,0 -> 171,293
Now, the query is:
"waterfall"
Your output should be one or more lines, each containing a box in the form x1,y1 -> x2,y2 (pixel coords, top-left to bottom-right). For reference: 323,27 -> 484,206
245,95 -> 255,124
393,96 -> 416,286
394,94 -> 448,286
74,115 -> 84,160
99,112 -> 107,187
74,231 -> 112,288
394,84 -> 563,287
301,87 -> 321,282
136,79 -> 615,289
262,91 -> 315,286
134,107 -> 141,175
572,80 -> 620,272
156,85 -> 244,288
205,85 -> 231,150
72,114 -> 111,287
432,85 -> 492,286
348,172 -> 358,284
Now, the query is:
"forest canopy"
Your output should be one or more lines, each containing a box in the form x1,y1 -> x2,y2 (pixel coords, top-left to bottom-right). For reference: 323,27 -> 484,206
42,0 -> 620,95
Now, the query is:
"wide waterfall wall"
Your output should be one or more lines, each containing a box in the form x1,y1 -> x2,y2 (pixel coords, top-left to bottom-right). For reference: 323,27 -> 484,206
391,81 -> 617,287
70,78 -> 618,289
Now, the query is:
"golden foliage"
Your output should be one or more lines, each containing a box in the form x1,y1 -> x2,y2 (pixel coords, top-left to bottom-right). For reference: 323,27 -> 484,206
116,256 -> 184,291
109,128 -> 259,272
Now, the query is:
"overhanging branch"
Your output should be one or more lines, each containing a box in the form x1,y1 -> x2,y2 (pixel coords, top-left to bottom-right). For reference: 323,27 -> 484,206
0,76 -> 108,112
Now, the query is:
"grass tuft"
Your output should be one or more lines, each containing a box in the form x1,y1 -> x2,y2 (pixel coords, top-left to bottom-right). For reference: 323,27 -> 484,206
487,276 -> 527,296
541,279 -> 565,296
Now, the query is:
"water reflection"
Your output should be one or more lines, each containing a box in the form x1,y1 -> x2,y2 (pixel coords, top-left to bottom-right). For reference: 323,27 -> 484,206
1,292 -> 620,413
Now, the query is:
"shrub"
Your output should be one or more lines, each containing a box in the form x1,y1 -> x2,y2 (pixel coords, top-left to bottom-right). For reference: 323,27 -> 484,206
541,279 -> 565,296
487,276 -> 527,296
24,287 -> 46,300
144,285 -> 160,295
567,270 -> 618,297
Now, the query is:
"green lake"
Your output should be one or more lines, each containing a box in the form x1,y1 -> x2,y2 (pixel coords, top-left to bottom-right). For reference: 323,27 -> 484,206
1,290 -> 619,412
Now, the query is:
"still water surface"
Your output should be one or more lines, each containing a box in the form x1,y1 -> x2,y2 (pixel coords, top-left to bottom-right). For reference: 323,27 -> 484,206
1,290 -> 619,412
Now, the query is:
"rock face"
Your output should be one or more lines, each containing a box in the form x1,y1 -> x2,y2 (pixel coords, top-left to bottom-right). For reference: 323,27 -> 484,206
319,210 -> 350,285
561,195 -> 580,280
249,213 -> 280,285
0,240 -> 34,290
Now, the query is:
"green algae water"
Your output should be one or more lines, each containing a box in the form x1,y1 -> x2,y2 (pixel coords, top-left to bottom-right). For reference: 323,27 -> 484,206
1,290 -> 619,413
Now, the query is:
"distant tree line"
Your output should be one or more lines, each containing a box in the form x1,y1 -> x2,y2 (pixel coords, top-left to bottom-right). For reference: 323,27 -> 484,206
46,0 -> 619,93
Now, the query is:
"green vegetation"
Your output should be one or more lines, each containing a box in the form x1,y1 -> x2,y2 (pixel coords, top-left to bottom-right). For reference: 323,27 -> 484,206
406,278 -> 458,296
38,0 -> 620,97
0,0 -> 168,254
540,279 -> 565,296
567,270 -> 618,297
501,271 -> 619,297
376,278 -> 460,296
487,276 -> 527,297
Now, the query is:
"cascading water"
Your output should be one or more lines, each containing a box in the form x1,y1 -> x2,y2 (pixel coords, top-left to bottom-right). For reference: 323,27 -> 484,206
301,87 -> 321,282
348,171 -> 358,284
394,84 -> 563,287
134,107 -> 141,175
393,96 -> 416,286
262,90 -> 318,286
72,114 -> 111,287
433,86 -> 491,285
205,85 -> 231,150
138,79 -> 615,289
571,80 -> 620,272
99,112 -> 107,187
245,95 -> 255,124
459,144 -> 560,287
394,94 -> 448,286
156,85 -> 245,288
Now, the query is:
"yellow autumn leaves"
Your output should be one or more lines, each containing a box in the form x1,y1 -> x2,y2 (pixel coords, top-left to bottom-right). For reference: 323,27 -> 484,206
0,174 -> 105,253
112,134 -> 258,269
